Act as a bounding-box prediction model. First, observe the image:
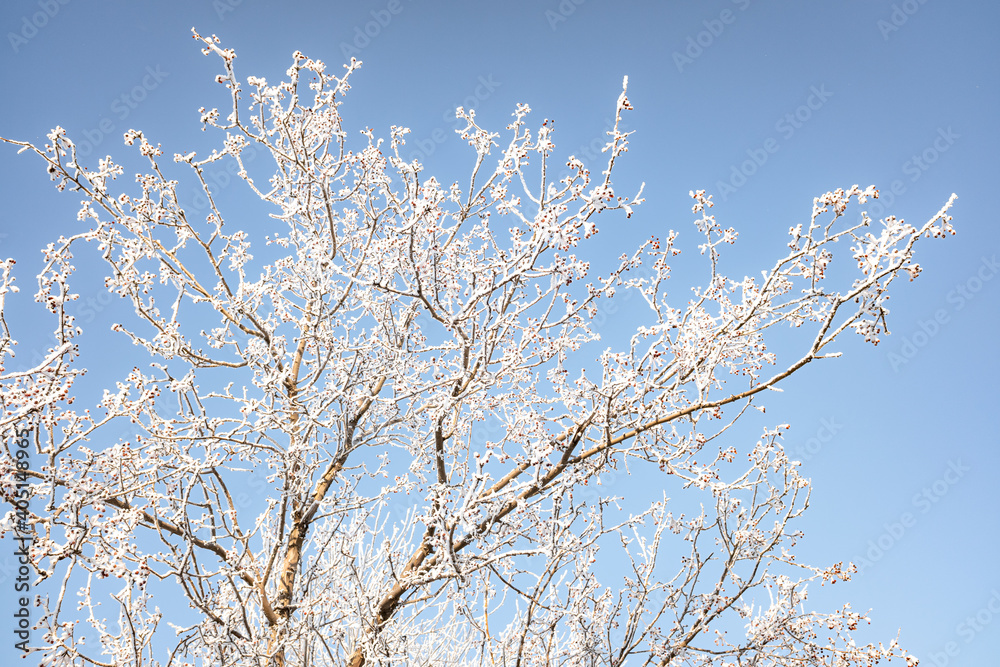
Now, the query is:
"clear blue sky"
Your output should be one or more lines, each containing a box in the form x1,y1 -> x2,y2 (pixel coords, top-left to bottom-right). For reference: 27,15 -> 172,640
1,1 -> 997,664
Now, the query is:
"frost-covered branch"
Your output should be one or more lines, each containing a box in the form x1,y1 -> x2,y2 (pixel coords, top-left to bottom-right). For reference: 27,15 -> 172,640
0,29 -> 953,667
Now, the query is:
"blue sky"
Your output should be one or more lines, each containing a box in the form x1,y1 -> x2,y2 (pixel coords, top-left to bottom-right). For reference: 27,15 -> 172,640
1,0 -> 997,663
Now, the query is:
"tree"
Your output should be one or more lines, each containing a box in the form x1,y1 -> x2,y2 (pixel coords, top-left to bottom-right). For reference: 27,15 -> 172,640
1,30 -> 955,666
